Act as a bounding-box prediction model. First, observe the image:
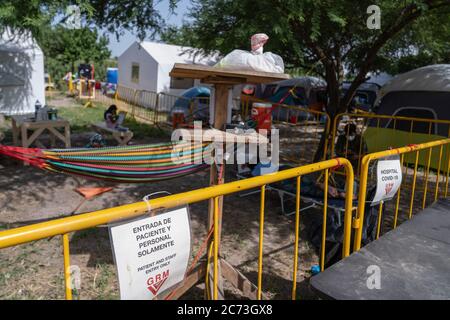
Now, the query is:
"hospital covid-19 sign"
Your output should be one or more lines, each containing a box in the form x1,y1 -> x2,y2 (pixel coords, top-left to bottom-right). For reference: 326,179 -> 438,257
109,207 -> 191,300
372,156 -> 402,205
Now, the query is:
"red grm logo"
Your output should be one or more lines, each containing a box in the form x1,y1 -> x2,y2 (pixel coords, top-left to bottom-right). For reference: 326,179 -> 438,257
147,270 -> 170,295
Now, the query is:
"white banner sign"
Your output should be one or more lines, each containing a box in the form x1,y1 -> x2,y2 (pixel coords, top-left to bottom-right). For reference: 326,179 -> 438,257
371,157 -> 402,205
110,207 -> 191,300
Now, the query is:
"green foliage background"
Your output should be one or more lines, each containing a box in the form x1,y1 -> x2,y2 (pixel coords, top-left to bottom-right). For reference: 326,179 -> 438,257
38,25 -> 115,84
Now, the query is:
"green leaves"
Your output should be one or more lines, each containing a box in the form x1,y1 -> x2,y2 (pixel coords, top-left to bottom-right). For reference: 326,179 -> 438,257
1,0 -> 176,40
327,12 -> 347,27
39,25 -> 112,82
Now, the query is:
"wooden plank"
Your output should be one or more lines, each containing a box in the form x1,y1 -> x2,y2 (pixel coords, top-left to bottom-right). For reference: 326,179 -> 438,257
64,125 -> 71,148
205,84 -> 230,300
159,263 -> 207,300
11,117 -> 19,145
21,125 -> 29,148
170,63 -> 290,84
23,119 -> 70,128
47,127 -> 67,143
202,75 -> 247,85
25,127 -> 46,148
220,258 -> 267,300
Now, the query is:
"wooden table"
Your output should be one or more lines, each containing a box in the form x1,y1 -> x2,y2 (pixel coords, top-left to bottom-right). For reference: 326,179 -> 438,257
11,114 -> 71,149
169,63 -> 289,299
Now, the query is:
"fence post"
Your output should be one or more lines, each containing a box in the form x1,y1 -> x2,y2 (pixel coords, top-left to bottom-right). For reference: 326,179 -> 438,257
155,93 -> 161,124
132,89 -> 138,119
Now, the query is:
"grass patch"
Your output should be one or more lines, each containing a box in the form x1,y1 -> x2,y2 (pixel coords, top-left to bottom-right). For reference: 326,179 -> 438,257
53,102 -> 169,139
93,263 -> 118,300
123,117 -> 169,139
53,105 -> 106,134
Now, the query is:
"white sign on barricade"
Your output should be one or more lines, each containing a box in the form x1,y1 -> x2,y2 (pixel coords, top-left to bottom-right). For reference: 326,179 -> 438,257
109,207 -> 191,300
371,156 -> 402,206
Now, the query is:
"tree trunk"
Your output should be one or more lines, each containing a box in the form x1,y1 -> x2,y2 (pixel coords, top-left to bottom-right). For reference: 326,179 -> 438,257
313,61 -> 343,162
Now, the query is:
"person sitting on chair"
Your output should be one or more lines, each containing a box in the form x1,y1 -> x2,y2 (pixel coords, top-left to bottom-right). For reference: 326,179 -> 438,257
104,104 -> 118,129
335,123 -> 368,170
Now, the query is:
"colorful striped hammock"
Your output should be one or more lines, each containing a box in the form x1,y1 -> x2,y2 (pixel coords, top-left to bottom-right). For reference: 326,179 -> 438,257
0,142 -> 211,183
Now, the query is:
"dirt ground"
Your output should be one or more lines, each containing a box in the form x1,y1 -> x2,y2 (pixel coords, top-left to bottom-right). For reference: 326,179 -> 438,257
0,94 -> 322,300
0,153 -> 322,300
1,93 -> 445,300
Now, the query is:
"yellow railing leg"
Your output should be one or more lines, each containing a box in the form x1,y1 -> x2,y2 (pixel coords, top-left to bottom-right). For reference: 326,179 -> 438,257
320,169 -> 329,271
62,233 -> 73,300
257,185 -> 266,300
292,176 -> 301,300
213,197 -> 219,300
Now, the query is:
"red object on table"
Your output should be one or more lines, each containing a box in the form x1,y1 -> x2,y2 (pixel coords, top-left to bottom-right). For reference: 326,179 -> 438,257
251,102 -> 272,131
290,115 -> 298,124
172,112 -> 186,129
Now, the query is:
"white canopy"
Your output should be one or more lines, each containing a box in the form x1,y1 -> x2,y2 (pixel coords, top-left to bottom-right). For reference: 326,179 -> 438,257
376,64 -> 450,104
0,29 -> 45,115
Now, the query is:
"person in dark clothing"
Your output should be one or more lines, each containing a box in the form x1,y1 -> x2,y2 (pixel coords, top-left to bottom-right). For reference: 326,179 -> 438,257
104,104 -> 118,128
335,123 -> 368,170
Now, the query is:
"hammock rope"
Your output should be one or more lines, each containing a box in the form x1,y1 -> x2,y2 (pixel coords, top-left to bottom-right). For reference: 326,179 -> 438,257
0,141 -> 211,183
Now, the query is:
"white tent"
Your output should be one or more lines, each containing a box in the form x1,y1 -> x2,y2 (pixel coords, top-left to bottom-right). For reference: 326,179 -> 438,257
118,41 -> 219,96
0,29 -> 45,115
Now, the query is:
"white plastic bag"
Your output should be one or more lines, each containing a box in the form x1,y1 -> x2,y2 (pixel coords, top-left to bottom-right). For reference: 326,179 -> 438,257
215,33 -> 285,73
216,50 -> 284,73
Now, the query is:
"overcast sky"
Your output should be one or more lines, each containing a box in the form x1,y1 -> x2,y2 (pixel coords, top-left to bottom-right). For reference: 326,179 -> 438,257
107,0 -> 190,57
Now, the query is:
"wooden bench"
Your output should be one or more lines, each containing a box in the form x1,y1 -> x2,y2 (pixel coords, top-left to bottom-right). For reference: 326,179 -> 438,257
91,123 -> 133,146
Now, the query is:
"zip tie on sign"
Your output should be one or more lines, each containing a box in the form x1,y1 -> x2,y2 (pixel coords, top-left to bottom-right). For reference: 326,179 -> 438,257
142,191 -> 171,216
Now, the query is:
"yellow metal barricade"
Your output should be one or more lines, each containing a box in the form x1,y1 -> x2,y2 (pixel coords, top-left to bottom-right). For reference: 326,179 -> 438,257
0,158 -> 354,300
351,138 -> 450,251
330,113 -> 450,175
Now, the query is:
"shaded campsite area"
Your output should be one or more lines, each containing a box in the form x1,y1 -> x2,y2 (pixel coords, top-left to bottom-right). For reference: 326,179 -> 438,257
0,94 -> 323,299
2,0 -> 450,303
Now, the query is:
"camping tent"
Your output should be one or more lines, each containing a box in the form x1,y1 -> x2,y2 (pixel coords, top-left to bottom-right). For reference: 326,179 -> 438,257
259,76 -> 327,121
262,76 -> 327,105
118,41 -> 219,96
0,29 -> 45,115
364,64 -> 450,169
342,81 -> 380,112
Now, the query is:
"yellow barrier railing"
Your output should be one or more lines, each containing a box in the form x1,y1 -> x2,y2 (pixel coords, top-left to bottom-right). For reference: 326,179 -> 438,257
352,138 -> 450,251
330,112 -> 450,175
0,158 -> 354,300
